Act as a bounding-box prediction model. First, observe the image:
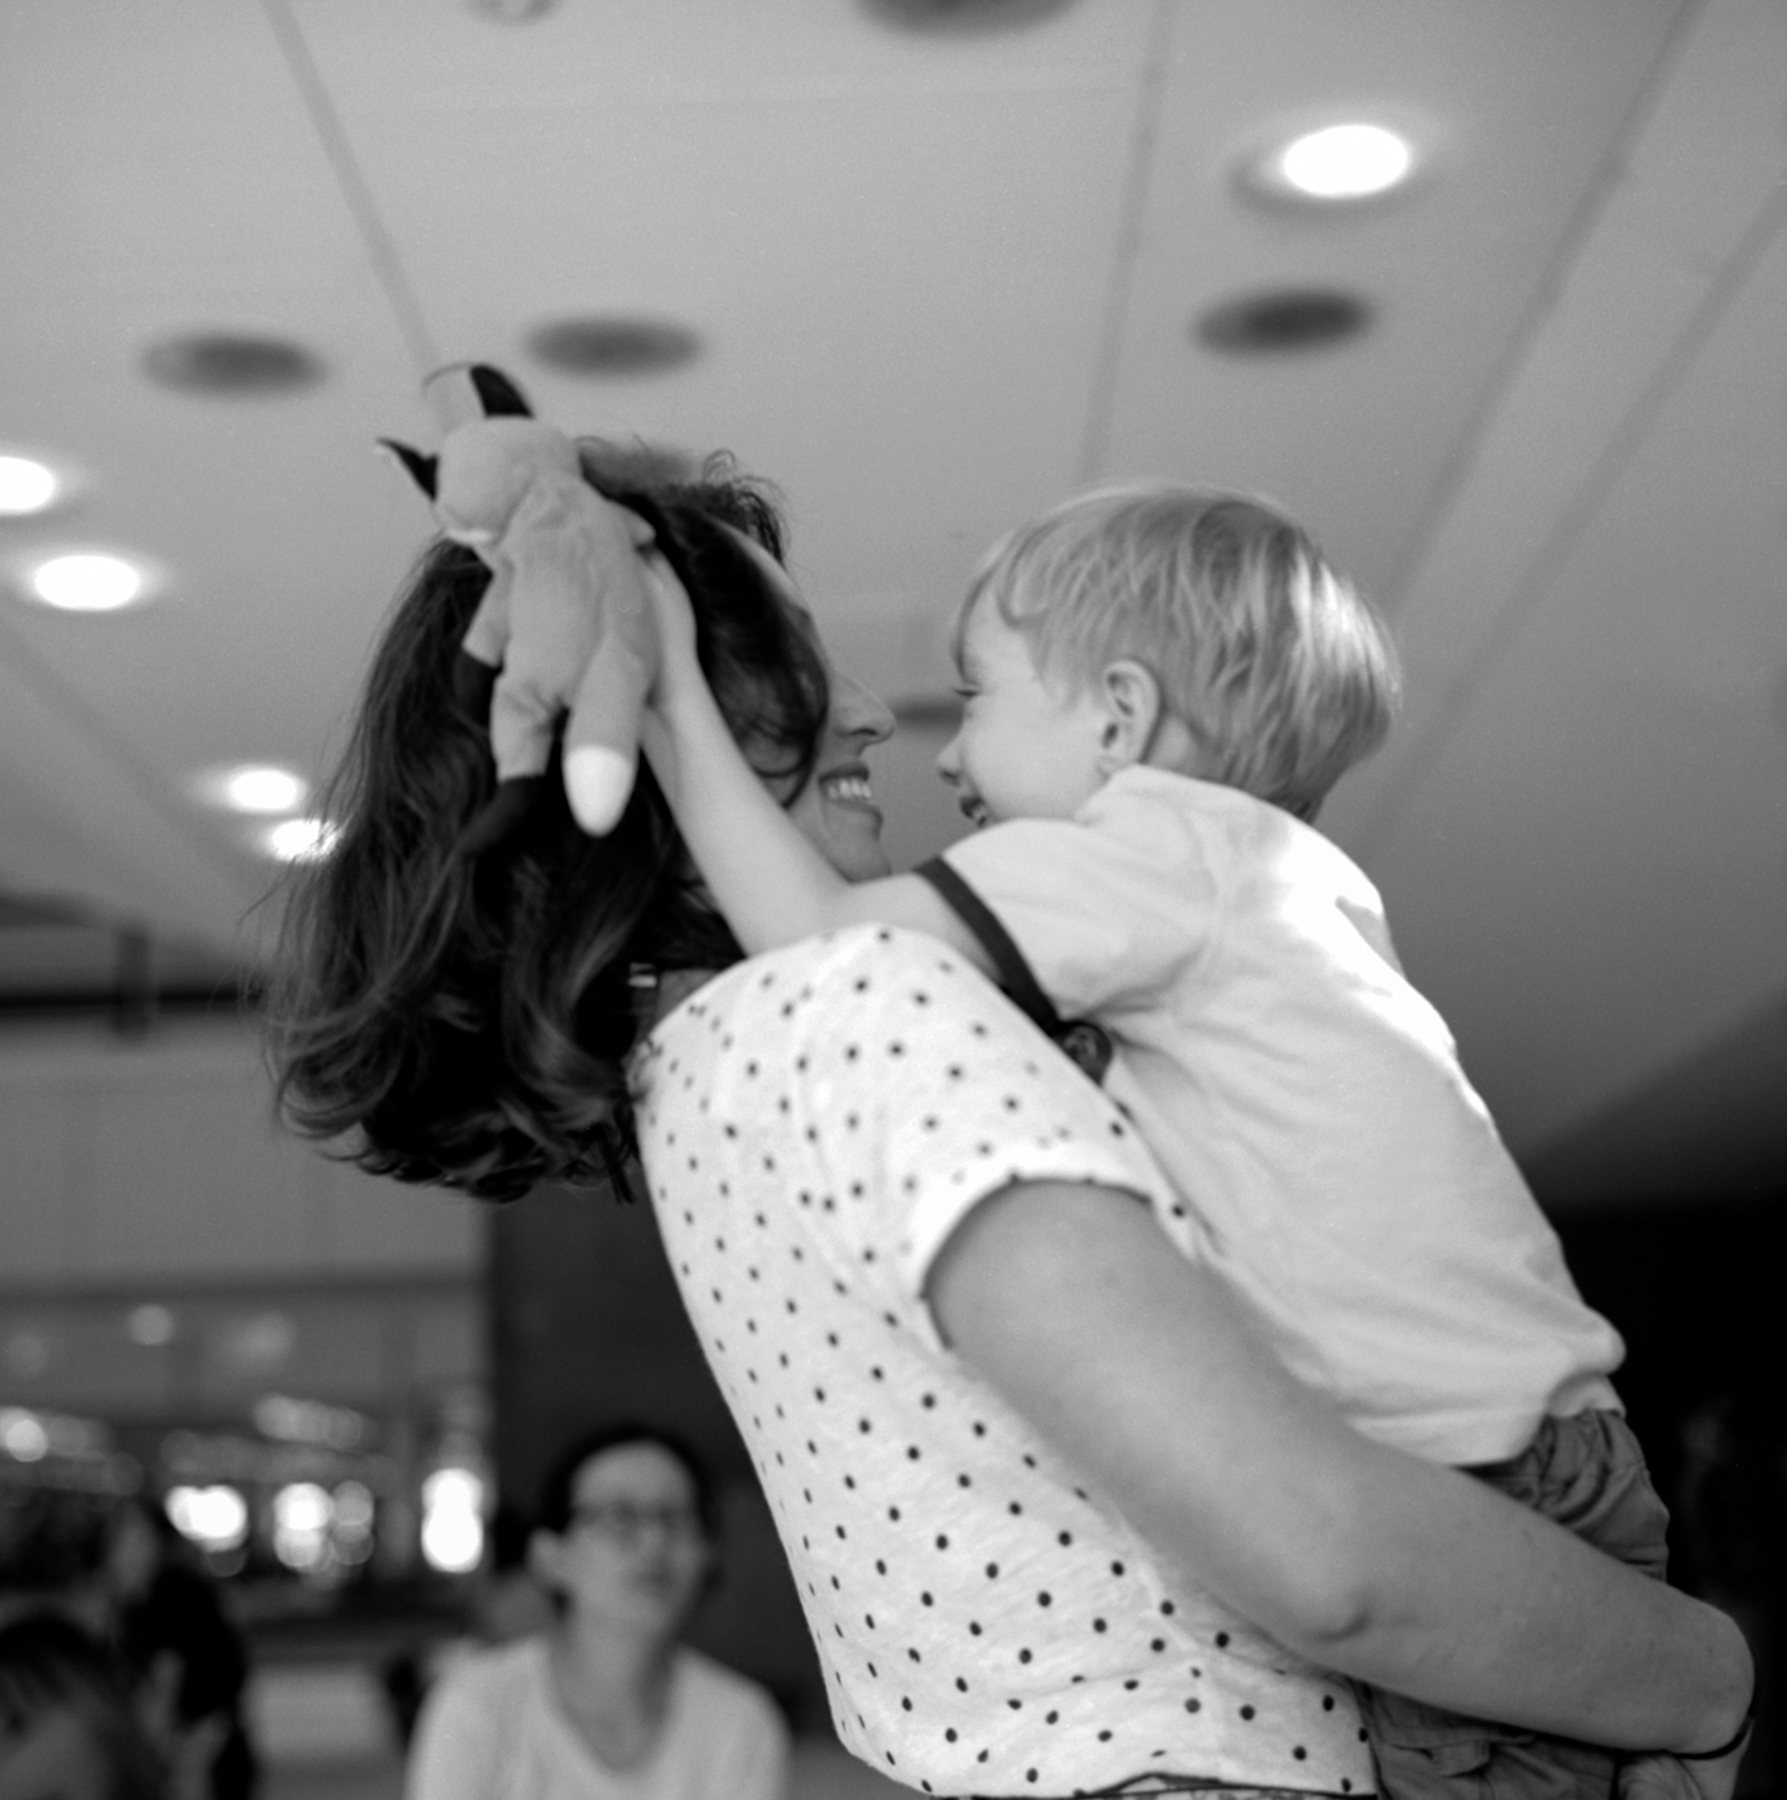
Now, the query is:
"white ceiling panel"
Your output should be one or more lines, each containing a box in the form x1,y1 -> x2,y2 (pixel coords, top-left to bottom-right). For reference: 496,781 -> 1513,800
2,0 -> 1781,1195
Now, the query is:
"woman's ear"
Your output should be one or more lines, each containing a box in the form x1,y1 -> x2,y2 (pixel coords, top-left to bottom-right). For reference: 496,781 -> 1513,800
1095,660 -> 1164,774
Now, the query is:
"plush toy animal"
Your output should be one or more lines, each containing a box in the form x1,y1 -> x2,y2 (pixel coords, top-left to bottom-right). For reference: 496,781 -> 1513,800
379,365 -> 657,849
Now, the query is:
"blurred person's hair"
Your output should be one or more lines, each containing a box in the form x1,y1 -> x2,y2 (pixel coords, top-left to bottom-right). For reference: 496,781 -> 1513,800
0,1611 -> 164,1800
532,1421 -> 718,1541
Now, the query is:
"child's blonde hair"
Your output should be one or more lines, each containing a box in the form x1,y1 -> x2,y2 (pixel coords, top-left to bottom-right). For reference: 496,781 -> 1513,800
957,483 -> 1400,821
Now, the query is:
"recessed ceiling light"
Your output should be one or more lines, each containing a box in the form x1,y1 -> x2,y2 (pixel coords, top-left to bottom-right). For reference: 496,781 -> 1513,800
0,455 -> 60,517
860,0 -> 1075,32
265,817 -> 340,863
1274,123 -> 1413,199
143,331 -> 326,397
1196,289 -> 1371,354
526,316 -> 702,379
26,552 -> 151,613
200,764 -> 309,814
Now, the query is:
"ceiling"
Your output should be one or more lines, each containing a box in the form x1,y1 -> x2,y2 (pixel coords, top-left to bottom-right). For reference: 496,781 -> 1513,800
1,0 -> 1782,1203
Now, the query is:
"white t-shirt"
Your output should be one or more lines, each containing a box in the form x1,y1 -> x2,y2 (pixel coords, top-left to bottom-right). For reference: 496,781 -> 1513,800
405,1639 -> 787,1800
942,768 -> 1622,1466
631,927 -> 1372,1799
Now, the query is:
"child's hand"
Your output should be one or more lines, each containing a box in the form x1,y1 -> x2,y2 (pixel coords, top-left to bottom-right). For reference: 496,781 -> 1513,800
638,543 -> 703,711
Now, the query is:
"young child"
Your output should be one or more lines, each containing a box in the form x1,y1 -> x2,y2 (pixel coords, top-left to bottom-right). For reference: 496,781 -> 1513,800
638,483 -> 1678,1800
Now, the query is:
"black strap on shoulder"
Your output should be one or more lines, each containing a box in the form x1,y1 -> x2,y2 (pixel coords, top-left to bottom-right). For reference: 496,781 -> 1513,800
915,857 -> 1113,1086
915,857 -> 1062,1035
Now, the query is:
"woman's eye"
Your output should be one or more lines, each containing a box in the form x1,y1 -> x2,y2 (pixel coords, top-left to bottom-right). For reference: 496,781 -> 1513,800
951,686 -> 977,703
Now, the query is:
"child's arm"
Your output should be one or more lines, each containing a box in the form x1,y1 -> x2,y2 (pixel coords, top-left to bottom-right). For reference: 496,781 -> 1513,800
638,553 -> 995,978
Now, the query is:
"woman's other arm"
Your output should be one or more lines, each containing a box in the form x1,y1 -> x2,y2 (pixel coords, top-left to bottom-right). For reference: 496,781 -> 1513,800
926,1181 -> 1752,1763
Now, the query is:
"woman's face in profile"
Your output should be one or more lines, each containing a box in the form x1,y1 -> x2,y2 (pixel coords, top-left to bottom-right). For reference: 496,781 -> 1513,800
534,1442 -> 713,1637
723,529 -> 896,884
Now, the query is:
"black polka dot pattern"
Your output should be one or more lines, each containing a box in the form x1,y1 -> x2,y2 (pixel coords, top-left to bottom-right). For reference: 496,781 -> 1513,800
631,929 -> 1369,1797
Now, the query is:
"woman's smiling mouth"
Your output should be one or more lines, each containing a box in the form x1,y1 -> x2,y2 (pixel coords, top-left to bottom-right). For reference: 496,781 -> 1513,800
819,767 -> 878,811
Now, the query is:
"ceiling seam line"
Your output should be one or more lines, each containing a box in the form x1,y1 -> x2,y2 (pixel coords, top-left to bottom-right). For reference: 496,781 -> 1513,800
259,0 -> 444,381
1074,0 -> 1177,489
0,612 -> 266,916
1352,178 -> 1787,858
1373,0 -> 1708,616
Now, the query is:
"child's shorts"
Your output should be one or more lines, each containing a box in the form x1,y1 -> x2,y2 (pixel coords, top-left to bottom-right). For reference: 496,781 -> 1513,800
1354,1408 -> 1669,1800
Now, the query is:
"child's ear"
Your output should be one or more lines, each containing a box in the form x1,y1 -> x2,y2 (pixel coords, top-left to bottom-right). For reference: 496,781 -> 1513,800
1096,660 -> 1163,773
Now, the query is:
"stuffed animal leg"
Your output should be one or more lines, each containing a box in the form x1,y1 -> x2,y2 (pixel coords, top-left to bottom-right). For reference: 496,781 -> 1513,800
379,365 -> 657,845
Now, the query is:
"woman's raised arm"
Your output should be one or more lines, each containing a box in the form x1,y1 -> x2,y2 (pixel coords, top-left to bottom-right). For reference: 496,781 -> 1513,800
926,1180 -> 1752,1764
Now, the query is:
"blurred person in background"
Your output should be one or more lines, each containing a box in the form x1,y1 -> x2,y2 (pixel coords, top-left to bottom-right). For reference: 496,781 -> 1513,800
100,1497 -> 254,1800
405,1423 -> 786,1800
0,1611 -> 163,1800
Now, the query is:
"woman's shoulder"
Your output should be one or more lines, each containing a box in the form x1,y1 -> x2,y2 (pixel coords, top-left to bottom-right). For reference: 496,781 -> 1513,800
639,926 -> 968,1050
427,1635 -> 550,1710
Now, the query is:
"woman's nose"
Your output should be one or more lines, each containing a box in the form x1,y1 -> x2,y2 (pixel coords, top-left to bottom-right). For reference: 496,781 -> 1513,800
832,671 -> 895,746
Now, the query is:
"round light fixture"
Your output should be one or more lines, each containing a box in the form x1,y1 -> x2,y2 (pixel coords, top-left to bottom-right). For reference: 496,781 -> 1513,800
0,454 -> 61,517
27,552 -> 151,613
859,0 -> 1075,31
1276,124 -> 1413,199
526,316 -> 702,379
265,817 -> 340,863
1196,289 -> 1371,355
1239,120 -> 1425,211
143,331 -> 326,397
201,763 -> 309,815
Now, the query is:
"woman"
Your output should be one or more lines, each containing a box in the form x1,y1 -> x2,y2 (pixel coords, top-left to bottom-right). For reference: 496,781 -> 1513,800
405,1424 -> 787,1800
272,445 -> 1751,1800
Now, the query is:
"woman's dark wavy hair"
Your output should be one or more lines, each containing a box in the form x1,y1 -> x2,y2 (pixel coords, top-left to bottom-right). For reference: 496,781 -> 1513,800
267,444 -> 829,1203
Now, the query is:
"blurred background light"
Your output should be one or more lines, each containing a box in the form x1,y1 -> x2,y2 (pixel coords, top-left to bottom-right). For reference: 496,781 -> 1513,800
0,1409 -> 50,1462
273,1480 -> 335,1572
0,454 -> 59,516
127,1304 -> 177,1347
27,552 -> 148,613
208,765 -> 309,815
263,817 -> 340,863
419,1466 -> 483,1574
1272,122 -> 1414,198
166,1483 -> 250,1552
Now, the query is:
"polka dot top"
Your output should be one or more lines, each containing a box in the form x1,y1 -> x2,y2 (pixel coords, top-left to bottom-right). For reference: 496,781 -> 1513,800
630,928 -> 1370,1799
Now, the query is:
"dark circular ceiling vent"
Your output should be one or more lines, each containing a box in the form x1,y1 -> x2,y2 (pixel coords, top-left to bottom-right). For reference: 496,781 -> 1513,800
526,316 -> 702,378
142,331 -> 325,395
1195,289 -> 1371,354
860,0 -> 1075,33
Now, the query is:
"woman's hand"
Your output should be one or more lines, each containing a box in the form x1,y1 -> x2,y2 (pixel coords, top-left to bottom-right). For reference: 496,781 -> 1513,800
1620,1743 -> 1749,1800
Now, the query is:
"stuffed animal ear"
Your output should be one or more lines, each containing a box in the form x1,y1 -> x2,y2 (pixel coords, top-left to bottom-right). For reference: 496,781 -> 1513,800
468,365 -> 533,419
377,439 -> 439,500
